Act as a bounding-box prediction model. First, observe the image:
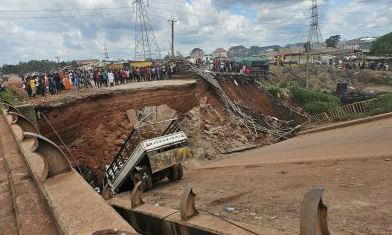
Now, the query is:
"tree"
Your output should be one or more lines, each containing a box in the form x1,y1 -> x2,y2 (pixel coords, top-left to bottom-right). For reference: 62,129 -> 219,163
228,45 -> 250,57
325,35 -> 341,48
303,41 -> 311,53
0,60 -> 70,74
370,32 -> 392,56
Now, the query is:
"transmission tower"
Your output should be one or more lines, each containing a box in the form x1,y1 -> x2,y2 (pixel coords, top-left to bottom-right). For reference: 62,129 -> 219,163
306,0 -> 323,88
103,42 -> 109,61
133,0 -> 160,60
308,0 -> 322,55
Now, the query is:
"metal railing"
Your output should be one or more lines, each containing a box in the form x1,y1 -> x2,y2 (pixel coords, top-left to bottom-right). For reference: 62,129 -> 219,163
304,98 -> 375,125
106,129 -> 140,181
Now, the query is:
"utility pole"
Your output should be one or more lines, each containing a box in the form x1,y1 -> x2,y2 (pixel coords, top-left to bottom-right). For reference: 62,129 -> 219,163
168,19 -> 177,58
306,46 -> 309,88
133,0 -> 160,61
306,0 -> 323,88
55,56 -> 60,70
103,42 -> 109,61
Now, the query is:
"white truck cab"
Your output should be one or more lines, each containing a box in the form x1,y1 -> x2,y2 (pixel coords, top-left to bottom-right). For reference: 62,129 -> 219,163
105,131 -> 192,195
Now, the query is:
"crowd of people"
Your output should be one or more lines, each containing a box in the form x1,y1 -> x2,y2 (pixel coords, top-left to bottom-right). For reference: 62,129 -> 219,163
210,59 -> 251,75
342,59 -> 390,71
22,63 -> 178,97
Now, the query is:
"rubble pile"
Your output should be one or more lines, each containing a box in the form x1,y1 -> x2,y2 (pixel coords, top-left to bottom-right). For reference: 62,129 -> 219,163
180,103 -> 272,160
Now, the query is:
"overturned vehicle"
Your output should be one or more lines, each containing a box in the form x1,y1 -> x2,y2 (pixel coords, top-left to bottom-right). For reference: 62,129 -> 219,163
104,108 -> 193,196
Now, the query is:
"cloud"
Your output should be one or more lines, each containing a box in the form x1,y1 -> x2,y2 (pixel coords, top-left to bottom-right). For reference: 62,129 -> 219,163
0,0 -> 391,64
63,33 -> 84,49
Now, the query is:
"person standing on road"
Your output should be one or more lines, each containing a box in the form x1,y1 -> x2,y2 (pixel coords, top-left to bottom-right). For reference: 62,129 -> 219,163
121,69 -> 127,84
125,68 -> 130,83
113,69 -> 119,85
48,75 -> 55,95
102,70 -> 108,87
93,70 -> 99,87
108,70 -> 114,86
62,72 -> 72,90
156,66 -> 161,80
30,77 -> 37,96
24,79 -> 32,97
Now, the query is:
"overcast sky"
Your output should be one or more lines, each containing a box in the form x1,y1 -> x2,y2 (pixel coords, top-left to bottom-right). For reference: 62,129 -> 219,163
0,0 -> 391,64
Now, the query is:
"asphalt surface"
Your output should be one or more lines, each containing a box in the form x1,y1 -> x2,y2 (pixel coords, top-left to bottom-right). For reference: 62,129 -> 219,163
137,117 -> 392,234
204,117 -> 392,168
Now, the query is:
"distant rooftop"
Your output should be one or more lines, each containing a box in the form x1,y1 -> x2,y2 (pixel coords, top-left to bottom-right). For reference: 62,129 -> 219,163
213,48 -> 227,53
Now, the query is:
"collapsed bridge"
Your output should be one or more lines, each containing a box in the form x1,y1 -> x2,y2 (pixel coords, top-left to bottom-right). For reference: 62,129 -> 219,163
1,99 -> 332,234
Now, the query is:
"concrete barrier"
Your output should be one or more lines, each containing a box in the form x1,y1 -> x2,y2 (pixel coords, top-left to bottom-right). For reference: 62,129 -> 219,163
1,108 -> 137,235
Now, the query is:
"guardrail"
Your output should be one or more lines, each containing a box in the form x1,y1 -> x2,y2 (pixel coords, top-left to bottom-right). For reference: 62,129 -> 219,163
304,98 -> 375,126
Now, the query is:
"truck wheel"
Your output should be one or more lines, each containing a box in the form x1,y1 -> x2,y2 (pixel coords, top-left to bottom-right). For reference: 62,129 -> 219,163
168,166 -> 179,182
146,177 -> 153,191
177,164 -> 183,180
132,173 -> 147,192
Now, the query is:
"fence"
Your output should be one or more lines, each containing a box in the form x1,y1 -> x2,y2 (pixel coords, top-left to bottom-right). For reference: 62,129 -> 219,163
305,98 -> 375,125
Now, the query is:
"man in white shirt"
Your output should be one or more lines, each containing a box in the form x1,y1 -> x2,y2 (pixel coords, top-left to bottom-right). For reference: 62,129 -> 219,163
108,71 -> 115,86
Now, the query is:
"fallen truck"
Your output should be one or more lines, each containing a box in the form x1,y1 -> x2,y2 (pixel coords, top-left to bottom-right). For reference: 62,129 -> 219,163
104,130 -> 192,195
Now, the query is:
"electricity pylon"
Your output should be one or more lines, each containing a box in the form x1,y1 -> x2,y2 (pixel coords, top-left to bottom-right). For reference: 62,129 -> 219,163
133,0 -> 160,61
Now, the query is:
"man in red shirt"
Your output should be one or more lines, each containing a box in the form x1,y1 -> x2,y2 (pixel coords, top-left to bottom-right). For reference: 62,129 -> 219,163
121,69 -> 127,84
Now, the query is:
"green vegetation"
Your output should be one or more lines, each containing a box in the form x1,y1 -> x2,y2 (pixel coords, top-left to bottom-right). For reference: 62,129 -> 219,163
288,85 -> 341,115
260,80 -> 341,115
0,88 -> 19,106
370,32 -> 392,56
0,60 -> 69,75
334,94 -> 392,121
366,94 -> 392,115
374,74 -> 392,85
261,82 -> 283,99
325,35 -> 341,48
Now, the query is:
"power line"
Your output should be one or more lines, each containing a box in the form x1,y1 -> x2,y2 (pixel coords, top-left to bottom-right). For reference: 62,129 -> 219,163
0,6 -> 130,13
0,10 -> 133,20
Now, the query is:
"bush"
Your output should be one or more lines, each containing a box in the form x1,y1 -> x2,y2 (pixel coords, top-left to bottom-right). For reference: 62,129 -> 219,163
279,80 -> 289,88
267,86 -> 282,99
0,88 -> 19,105
304,101 -> 339,115
370,32 -> 392,56
289,85 -> 341,115
260,81 -> 283,100
366,94 -> 392,115
333,94 -> 392,122
374,74 -> 392,85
